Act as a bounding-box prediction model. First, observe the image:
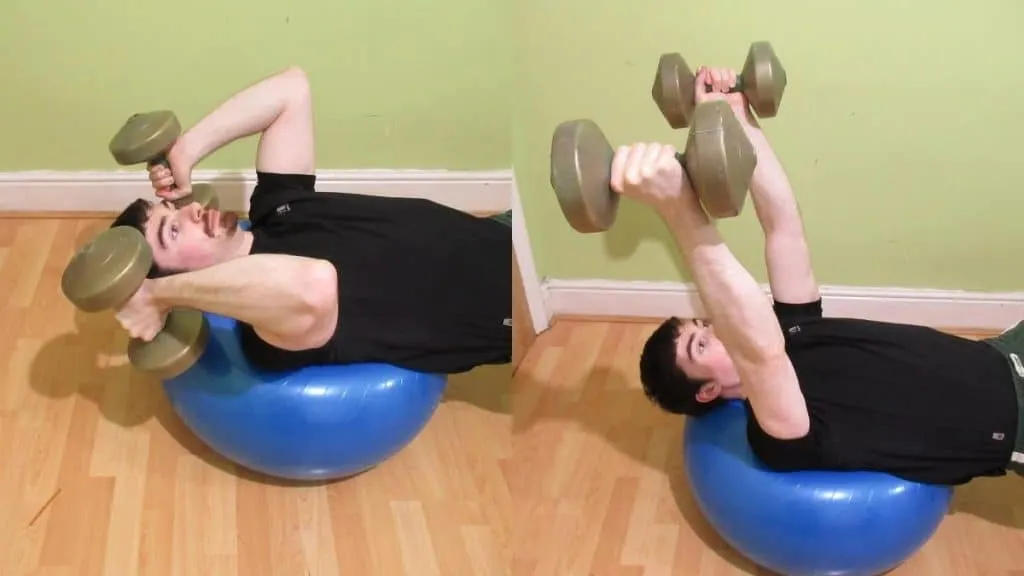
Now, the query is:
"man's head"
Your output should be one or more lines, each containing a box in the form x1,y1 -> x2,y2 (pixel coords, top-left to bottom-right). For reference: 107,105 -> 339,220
638,316 -> 743,416
111,198 -> 249,278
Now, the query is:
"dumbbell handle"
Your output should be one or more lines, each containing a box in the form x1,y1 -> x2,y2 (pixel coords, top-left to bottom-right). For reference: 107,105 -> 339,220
670,147 -> 752,219
145,155 -> 204,209
144,153 -> 180,196
700,78 -> 746,95
146,154 -> 171,170
672,152 -> 702,190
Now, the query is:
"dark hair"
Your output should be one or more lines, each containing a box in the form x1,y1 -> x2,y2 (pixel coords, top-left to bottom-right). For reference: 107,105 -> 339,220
110,198 -> 180,278
638,316 -> 726,417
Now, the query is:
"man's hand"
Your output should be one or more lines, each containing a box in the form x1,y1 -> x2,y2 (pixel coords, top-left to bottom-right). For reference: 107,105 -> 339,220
694,66 -> 758,129
115,279 -> 169,341
609,142 -> 697,215
148,138 -> 197,202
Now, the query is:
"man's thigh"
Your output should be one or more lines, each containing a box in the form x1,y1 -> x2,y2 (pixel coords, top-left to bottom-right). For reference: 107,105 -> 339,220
983,321 -> 1024,477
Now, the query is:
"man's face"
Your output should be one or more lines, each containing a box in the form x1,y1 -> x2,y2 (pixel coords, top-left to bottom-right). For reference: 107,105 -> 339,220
674,318 -> 741,402
675,319 -> 722,379
143,200 -> 241,273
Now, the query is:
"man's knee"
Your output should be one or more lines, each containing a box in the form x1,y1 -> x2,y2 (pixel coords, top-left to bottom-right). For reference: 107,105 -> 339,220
1009,450 -> 1024,477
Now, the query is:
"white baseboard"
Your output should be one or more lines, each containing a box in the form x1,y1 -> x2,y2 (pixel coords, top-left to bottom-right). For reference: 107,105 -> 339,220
510,174 -> 549,333
0,169 -> 512,214
542,279 -> 1024,331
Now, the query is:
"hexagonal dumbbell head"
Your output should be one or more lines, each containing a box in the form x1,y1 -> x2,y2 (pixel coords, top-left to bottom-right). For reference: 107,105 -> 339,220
740,41 -> 787,119
652,53 -> 698,129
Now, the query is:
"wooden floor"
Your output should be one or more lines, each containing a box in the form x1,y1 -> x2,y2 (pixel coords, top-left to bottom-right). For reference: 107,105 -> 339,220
513,319 -> 1024,576
0,218 -> 510,576
2,217 -> 1023,575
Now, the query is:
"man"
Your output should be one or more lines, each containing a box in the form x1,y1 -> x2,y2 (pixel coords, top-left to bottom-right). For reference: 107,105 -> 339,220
111,66 -> 511,375
618,65 -> 1023,486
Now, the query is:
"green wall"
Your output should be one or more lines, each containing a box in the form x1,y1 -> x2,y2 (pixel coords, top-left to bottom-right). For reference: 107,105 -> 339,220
514,1 -> 1024,291
6,1 -> 1024,292
0,0 -> 510,171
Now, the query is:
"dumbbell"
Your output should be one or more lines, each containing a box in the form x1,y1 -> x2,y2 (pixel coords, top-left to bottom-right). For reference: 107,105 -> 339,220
108,110 -> 220,210
653,41 -> 787,129
60,226 -> 210,380
549,100 -> 756,233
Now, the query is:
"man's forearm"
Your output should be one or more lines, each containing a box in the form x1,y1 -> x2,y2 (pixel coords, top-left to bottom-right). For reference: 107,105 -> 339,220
740,123 -> 804,236
148,254 -> 334,338
178,67 -> 308,166
658,199 -> 786,364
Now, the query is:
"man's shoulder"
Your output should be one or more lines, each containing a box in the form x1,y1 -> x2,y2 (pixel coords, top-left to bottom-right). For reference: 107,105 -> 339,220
742,401 -> 825,470
772,298 -> 824,334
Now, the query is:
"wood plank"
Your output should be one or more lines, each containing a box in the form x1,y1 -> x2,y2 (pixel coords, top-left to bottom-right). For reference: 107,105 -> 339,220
512,246 -> 536,374
4,216 -> 1021,575
512,317 -> 1024,575
0,217 -> 510,576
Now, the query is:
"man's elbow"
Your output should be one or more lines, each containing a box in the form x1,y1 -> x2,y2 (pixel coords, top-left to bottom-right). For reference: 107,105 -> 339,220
294,259 -> 338,346
761,411 -> 810,440
302,258 -> 337,305
278,66 -> 311,103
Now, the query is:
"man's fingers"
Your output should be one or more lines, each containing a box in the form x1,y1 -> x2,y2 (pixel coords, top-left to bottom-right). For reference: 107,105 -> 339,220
610,146 -> 630,193
640,143 -> 663,179
623,143 -> 648,188
694,68 -> 712,101
710,68 -> 723,91
659,145 -> 678,171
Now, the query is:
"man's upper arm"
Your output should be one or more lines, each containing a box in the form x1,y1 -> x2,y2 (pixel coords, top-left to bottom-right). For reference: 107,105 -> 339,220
737,348 -> 810,440
772,298 -> 823,328
743,297 -> 823,441
764,230 -> 820,306
248,255 -> 339,352
746,402 -> 822,470
256,67 -> 315,175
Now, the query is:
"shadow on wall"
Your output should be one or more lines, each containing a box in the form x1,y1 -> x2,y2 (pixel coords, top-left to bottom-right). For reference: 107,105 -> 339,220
597,198 -> 691,279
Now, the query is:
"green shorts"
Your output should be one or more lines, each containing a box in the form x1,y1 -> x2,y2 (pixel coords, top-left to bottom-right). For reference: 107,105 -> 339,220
489,209 -> 512,228
982,321 -> 1024,476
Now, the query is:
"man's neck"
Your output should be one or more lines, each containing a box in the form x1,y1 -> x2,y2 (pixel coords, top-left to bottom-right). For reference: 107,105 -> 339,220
721,384 -> 747,400
228,230 -> 255,259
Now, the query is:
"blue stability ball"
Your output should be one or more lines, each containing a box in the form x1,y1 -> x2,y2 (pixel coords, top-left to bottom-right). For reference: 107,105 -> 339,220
162,313 -> 447,481
683,401 -> 953,576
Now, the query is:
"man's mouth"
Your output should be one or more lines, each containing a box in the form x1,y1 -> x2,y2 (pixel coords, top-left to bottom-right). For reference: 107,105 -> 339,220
204,210 -> 239,237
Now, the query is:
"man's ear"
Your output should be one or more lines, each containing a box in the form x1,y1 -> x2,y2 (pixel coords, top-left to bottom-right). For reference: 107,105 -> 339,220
695,381 -> 720,403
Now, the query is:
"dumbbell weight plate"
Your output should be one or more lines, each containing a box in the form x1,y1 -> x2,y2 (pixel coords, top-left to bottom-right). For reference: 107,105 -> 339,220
109,110 -> 181,166
682,100 -> 758,218
127,307 -> 210,380
652,53 -> 697,130
741,41 -> 787,119
549,103 -> 757,231
549,119 -> 620,233
174,183 -> 220,210
61,226 -> 153,313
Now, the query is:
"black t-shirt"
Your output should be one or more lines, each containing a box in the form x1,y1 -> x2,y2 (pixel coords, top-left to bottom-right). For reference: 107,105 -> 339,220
236,172 -> 511,375
744,299 -> 1019,485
